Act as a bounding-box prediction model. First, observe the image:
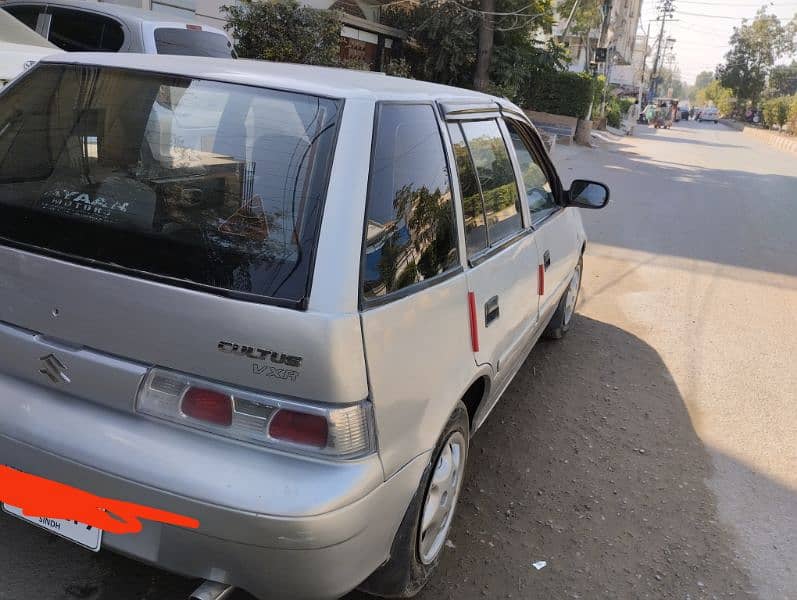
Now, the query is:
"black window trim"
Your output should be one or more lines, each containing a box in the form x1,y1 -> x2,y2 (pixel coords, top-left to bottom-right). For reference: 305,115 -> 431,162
0,62 -> 346,311
501,113 -> 566,229
445,116 -> 527,267
358,100 -> 462,311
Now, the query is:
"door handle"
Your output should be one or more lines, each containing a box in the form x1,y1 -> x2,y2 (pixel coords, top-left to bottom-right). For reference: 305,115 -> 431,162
484,295 -> 500,326
543,250 -> 551,270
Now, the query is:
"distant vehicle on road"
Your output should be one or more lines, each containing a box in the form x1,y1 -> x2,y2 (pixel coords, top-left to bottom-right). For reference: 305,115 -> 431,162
0,53 -> 609,600
698,106 -> 719,123
1,0 -> 235,56
0,7 -> 61,87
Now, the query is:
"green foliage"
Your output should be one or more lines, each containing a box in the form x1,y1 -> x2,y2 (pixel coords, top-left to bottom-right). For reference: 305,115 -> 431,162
525,70 -> 594,118
718,8 -> 795,103
557,0 -> 602,35
789,95 -> 797,133
382,1 -> 480,87
697,80 -> 735,115
383,58 -> 413,79
591,74 -> 606,109
383,0 -> 559,96
222,0 -> 342,66
768,62 -> 797,97
694,71 -> 714,90
762,96 -> 792,127
489,39 -> 568,104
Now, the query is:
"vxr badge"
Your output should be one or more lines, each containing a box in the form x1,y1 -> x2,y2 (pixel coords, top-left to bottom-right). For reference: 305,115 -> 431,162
39,354 -> 70,384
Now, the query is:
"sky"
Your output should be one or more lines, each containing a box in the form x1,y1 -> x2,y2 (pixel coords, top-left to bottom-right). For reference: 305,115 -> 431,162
637,0 -> 797,85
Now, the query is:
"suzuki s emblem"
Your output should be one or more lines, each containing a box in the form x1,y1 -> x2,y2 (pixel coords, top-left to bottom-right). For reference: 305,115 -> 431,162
39,354 -> 70,384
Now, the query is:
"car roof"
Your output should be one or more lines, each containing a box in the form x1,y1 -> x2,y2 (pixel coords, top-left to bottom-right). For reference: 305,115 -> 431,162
41,53 -> 508,104
3,0 -> 219,26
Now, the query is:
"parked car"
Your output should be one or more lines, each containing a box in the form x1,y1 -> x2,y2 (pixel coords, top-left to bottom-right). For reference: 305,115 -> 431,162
1,0 -> 235,56
698,106 -> 719,123
0,53 -> 608,600
0,7 -> 61,86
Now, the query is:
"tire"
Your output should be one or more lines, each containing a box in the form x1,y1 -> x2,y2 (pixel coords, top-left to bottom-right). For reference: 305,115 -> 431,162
544,257 -> 583,340
359,403 -> 470,598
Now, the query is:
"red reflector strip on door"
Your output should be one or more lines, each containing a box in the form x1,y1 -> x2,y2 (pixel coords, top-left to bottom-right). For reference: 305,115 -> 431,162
538,264 -> 545,296
468,291 -> 479,352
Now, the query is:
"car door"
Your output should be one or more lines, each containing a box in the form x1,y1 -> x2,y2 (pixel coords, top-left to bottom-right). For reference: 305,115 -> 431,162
503,116 -> 581,323
443,108 -> 540,393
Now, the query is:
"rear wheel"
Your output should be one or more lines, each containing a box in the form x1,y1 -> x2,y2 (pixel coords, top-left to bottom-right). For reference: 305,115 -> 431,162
359,403 -> 470,598
544,258 -> 582,339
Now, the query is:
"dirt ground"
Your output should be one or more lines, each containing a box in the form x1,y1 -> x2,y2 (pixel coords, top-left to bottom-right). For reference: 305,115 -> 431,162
351,315 -> 756,600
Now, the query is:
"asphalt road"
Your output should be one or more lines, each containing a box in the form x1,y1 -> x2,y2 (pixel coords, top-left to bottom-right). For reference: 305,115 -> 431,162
1,120 -> 795,600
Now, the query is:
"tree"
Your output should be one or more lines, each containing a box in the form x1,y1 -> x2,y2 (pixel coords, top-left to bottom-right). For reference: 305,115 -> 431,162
717,8 -> 795,104
696,80 -> 734,114
383,0 -> 558,96
556,0 -> 604,71
762,96 -> 791,128
474,0 -> 496,91
768,61 -> 797,97
694,70 -> 714,90
222,0 -> 342,66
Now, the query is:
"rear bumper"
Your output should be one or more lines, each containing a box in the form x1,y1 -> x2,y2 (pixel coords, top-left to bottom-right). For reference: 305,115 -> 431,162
0,374 -> 429,599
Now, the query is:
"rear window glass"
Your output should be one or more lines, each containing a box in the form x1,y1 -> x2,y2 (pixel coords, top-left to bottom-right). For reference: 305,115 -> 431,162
0,64 -> 341,305
154,27 -> 236,58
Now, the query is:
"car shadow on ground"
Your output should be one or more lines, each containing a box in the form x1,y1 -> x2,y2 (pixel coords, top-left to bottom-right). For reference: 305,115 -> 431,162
0,314 -> 788,599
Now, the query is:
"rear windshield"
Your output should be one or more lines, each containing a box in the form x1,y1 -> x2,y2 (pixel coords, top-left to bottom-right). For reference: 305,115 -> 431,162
0,64 -> 342,306
154,27 -> 237,58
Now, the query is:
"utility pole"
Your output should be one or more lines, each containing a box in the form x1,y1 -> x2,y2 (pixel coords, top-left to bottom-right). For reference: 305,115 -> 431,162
638,22 -> 651,108
648,0 -> 675,102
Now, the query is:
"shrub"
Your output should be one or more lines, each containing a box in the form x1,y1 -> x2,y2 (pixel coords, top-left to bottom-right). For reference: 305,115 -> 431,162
762,96 -> 791,128
525,71 -> 595,118
222,0 -> 342,66
606,104 -> 621,128
789,96 -> 797,133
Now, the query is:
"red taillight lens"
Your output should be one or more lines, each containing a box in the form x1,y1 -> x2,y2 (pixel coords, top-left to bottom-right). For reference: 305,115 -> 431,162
269,410 -> 328,448
181,387 -> 233,426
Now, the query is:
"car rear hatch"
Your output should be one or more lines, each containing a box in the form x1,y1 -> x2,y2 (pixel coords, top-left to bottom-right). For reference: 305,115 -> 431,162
0,61 -> 368,421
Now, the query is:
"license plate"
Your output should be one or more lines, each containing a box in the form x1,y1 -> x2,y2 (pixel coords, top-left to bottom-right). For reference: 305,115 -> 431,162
2,504 -> 102,551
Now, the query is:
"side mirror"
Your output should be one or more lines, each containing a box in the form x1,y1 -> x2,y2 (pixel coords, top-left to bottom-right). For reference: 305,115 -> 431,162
567,179 -> 609,209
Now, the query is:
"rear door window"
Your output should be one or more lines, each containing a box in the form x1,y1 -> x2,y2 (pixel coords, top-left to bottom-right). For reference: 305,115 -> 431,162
362,104 -> 458,301
447,119 -> 522,257
154,27 -> 236,58
0,64 -> 342,306
47,8 -> 124,51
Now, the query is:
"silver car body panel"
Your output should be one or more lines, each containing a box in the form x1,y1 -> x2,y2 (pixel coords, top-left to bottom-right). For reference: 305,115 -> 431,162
0,53 -> 588,599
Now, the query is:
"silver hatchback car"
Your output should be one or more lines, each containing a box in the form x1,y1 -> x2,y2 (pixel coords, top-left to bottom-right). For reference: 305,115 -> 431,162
0,54 -> 608,599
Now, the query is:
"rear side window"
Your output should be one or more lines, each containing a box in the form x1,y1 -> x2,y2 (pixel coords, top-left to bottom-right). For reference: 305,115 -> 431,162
47,8 -> 124,52
154,27 -> 236,58
362,104 -> 458,301
0,64 -> 341,306
3,5 -> 40,30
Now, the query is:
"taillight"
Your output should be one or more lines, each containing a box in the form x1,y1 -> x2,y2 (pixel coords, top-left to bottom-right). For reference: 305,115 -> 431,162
136,369 -> 374,459
181,387 -> 232,426
269,410 -> 328,447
